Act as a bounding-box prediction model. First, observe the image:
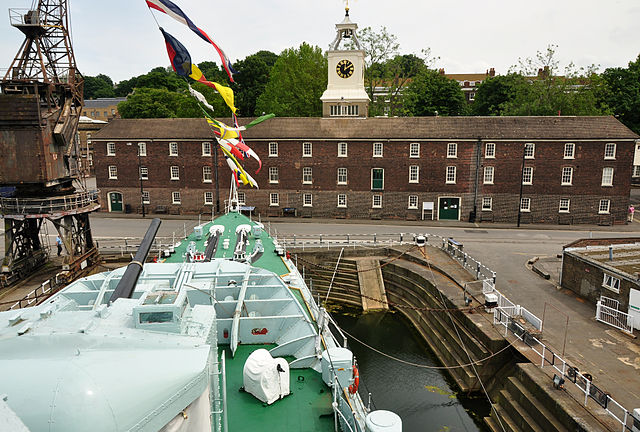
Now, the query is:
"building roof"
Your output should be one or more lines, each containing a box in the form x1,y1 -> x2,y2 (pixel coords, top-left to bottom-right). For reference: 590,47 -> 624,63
92,116 -> 639,141
565,240 -> 640,279
445,73 -> 489,81
84,97 -> 127,108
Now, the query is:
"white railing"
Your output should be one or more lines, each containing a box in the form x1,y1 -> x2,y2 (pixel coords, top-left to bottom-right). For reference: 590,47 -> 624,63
596,300 -> 634,335
0,190 -> 100,216
8,279 -> 54,310
600,296 -> 620,310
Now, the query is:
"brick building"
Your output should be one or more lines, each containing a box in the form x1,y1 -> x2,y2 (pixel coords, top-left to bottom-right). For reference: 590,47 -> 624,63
92,116 -> 638,224
83,97 -> 127,122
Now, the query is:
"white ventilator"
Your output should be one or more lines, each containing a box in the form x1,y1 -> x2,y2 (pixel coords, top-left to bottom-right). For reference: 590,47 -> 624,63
243,349 -> 290,404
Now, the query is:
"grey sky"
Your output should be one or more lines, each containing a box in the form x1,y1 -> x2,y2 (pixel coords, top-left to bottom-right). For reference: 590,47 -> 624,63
0,0 -> 638,83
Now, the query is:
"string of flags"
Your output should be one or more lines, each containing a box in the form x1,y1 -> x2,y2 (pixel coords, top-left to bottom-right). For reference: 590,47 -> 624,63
145,0 -> 274,189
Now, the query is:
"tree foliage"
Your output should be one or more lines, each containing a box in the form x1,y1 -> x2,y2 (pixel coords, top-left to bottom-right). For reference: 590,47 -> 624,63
403,69 -> 467,116
117,87 -> 203,118
255,43 -> 327,117
83,74 -> 115,99
598,54 -> 640,134
114,67 -> 187,96
472,74 -> 530,116
231,50 -> 278,116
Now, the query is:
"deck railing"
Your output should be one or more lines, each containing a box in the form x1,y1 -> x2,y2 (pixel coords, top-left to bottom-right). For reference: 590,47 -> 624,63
0,190 -> 100,216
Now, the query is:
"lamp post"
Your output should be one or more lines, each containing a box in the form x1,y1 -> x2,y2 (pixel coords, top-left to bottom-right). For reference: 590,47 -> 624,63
138,145 -> 145,218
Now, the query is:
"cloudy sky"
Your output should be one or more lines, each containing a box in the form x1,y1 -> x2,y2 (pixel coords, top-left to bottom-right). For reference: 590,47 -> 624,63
0,0 -> 638,83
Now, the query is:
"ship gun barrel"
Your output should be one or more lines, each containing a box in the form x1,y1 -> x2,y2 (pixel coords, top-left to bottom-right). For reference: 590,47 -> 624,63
110,218 -> 162,302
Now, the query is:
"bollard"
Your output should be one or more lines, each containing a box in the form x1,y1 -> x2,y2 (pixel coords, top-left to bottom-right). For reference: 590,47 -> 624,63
400,233 -> 403,243
293,234 -> 296,246
492,272 -> 496,284
476,262 -> 481,279
320,234 -> 323,244
374,233 -> 377,244
347,234 -> 350,244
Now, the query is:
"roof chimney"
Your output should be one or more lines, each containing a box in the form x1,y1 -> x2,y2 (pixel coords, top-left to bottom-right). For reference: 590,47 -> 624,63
489,67 -> 495,77
438,68 -> 445,75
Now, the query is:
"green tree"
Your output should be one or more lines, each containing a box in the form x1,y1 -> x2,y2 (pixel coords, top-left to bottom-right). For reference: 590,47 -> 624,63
374,53 -> 429,116
403,69 -> 467,116
255,43 -> 327,117
598,54 -> 640,134
472,74 -> 530,116
232,50 -> 278,116
83,74 -> 115,99
117,88 -> 202,118
114,67 -> 187,96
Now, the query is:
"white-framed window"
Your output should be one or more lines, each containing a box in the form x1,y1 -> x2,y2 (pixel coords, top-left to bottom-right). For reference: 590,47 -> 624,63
303,193 -> 312,207
204,191 -> 214,205
447,143 -> 457,158
138,142 -> 147,156
269,167 -> 279,184
203,166 -> 212,183
107,142 -> 116,156
140,166 -> 148,180
169,142 -> 179,156
446,166 -> 456,184
408,195 -> 418,209
170,166 -> 180,180
604,143 -> 616,159
330,105 -> 359,116
482,197 -> 492,211
410,142 -> 420,158
302,142 -> 312,157
142,191 -> 150,204
338,142 -> 348,157
270,193 -> 279,207
108,165 -> 117,179
337,167 -> 347,185
302,167 -> 313,184
483,166 -> 494,184
337,194 -> 347,208
564,143 -> 575,159
202,142 -> 211,156
520,197 -> 531,212
524,143 -> 535,159
634,165 -> 640,177
237,192 -> 246,205
373,142 -> 383,157
561,167 -> 573,185
601,167 -> 614,186
372,194 -> 382,208
559,198 -> 570,213
485,142 -> 495,158
409,165 -> 419,183
371,168 -> 384,190
598,199 -> 610,214
172,191 -> 181,204
603,273 -> 620,293
269,142 -> 278,157
522,167 -> 533,185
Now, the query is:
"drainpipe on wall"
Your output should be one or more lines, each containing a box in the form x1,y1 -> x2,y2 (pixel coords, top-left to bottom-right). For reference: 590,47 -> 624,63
471,137 -> 482,223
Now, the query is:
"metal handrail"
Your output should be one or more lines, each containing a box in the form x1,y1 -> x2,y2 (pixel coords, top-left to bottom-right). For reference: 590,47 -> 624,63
0,190 -> 100,215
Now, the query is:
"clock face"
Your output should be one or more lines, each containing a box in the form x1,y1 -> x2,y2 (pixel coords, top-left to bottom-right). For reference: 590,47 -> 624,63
336,59 -> 355,78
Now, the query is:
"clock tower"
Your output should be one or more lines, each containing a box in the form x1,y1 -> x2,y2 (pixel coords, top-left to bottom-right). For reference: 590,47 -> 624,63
320,7 -> 369,118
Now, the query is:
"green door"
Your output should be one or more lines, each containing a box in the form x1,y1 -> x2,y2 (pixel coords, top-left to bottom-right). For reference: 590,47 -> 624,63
109,192 -> 123,212
439,197 -> 460,220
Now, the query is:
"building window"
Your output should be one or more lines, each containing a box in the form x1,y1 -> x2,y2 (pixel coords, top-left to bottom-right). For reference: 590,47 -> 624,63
111,109 -> 116,115
483,166 -> 494,184
270,193 -> 279,207
169,142 -> 178,156
561,167 -> 573,185
408,195 -> 418,209
269,167 -> 279,184
303,193 -> 312,207
524,143 -> 535,159
108,165 -> 117,179
138,142 -> 147,156
410,143 -> 420,158
203,166 -> 212,183
564,143 -> 575,159
603,274 -> 620,293
604,143 -> 616,159
172,191 -> 181,204
446,166 -> 456,184
237,192 -> 246,205
447,143 -> 457,158
142,191 -> 150,204
520,197 -> 531,212
633,165 -> 640,177
599,199 -> 610,214
170,166 -> 180,180
338,142 -> 348,157
302,142 -> 312,157
469,92 -> 476,101
371,168 -> 384,190
330,105 -> 359,116
373,142 -> 383,157
269,142 -> 278,157
485,143 -> 495,158
337,167 -> 347,185
139,166 -> 148,180
601,167 -> 614,186
559,198 -> 570,213
107,142 -> 116,156
202,142 -> 211,156
482,197 -> 492,211
337,194 -> 347,208
372,194 -> 382,208
409,165 -> 419,183
522,167 -> 533,185
204,192 -> 214,205
302,167 -> 313,184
